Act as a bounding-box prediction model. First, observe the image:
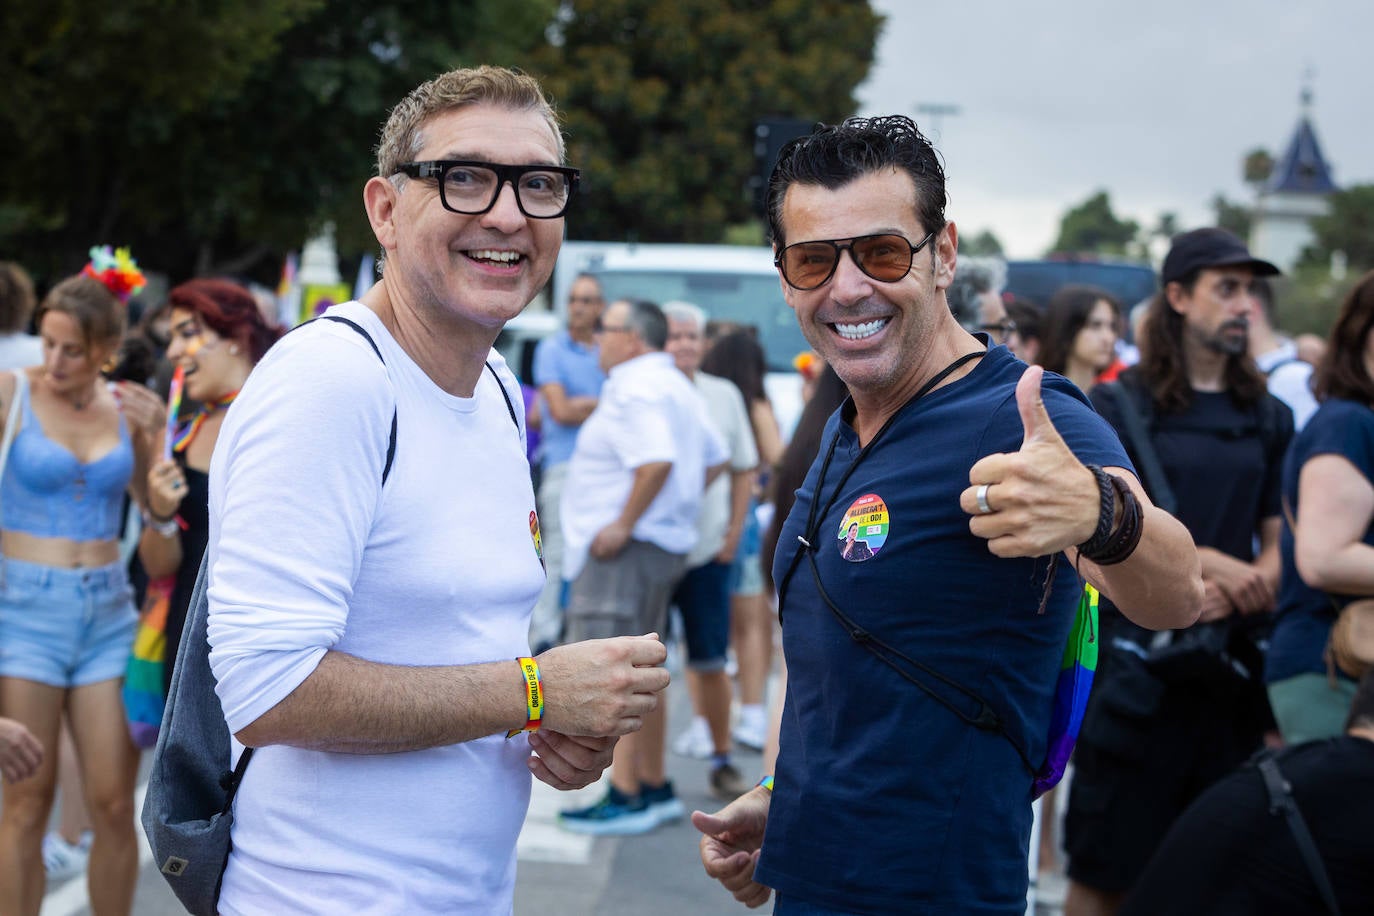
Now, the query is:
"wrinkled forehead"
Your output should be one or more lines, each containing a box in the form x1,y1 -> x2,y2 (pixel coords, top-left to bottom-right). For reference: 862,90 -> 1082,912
414,103 -> 563,164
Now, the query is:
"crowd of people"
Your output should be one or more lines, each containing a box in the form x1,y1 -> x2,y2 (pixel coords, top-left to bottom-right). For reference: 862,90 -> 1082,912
0,62 -> 1369,916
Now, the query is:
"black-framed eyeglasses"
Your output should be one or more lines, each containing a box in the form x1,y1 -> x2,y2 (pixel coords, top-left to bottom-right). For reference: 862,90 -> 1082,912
775,230 -> 937,291
980,320 -> 1017,342
395,160 -> 580,219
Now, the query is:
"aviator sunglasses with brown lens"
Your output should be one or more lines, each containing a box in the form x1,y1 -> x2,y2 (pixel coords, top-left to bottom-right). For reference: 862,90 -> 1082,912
775,230 -> 937,291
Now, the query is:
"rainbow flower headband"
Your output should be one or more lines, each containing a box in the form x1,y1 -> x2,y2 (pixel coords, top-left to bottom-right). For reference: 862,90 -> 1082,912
81,245 -> 146,303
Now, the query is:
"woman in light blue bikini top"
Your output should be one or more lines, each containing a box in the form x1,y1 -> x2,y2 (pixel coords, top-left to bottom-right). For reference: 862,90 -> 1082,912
0,376 -> 135,541
0,265 -> 168,916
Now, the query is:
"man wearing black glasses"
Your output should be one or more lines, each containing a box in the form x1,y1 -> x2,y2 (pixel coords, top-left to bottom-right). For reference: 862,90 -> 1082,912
200,67 -> 669,913
693,115 -> 1203,915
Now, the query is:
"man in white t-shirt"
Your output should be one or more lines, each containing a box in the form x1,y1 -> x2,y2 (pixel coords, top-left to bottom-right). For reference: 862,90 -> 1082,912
205,67 -> 670,915
1249,277 -> 1317,429
559,298 -> 728,835
661,300 -> 758,801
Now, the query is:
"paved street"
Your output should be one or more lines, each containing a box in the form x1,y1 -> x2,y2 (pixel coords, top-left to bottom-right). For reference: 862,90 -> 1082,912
39,652 -> 766,916
36,653 -> 1066,916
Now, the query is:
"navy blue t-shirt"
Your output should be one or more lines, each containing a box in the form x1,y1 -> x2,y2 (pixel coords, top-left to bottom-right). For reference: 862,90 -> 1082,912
1266,399 -> 1374,682
757,346 -> 1130,914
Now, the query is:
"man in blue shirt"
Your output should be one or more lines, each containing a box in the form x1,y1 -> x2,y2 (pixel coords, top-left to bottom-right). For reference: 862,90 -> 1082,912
529,273 -> 607,652
692,115 -> 1204,915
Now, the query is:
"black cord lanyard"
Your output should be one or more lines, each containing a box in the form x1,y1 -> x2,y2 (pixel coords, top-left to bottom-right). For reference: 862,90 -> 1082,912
775,349 -> 1037,775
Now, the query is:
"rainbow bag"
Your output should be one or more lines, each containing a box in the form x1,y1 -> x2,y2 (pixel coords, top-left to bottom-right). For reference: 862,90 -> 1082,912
1032,584 -> 1099,798
124,577 -> 174,749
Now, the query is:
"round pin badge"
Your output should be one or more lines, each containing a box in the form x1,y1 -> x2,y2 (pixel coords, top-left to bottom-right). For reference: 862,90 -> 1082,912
529,510 -> 545,570
837,493 -> 889,562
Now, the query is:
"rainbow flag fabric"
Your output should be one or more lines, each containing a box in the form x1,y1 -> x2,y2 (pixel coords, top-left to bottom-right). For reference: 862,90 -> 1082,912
123,578 -> 174,749
1033,584 -> 1099,799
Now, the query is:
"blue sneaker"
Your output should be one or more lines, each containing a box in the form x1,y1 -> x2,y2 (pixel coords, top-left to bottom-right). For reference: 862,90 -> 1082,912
559,785 -> 657,836
640,780 -> 685,825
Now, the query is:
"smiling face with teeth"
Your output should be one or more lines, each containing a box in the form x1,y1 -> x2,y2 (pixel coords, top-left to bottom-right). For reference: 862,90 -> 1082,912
365,103 -> 565,345
777,168 -> 961,418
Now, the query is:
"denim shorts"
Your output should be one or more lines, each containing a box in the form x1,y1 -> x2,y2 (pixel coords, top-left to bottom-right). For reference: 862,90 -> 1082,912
0,557 -> 137,688
671,560 -> 732,671
730,501 -> 765,598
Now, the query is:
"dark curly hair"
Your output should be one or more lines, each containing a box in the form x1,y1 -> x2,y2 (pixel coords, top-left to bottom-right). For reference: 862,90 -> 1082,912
765,115 -> 947,249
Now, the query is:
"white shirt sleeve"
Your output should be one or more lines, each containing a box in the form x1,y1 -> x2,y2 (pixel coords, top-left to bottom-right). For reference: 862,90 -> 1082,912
723,386 -> 759,472
207,326 -> 396,735
1267,362 -> 1318,431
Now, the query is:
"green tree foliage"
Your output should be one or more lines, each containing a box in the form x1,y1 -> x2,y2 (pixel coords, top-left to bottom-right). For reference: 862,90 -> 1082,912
0,1 -> 319,280
1211,194 -> 1252,240
1242,147 -> 1274,192
3,1 -> 880,283
530,0 -> 882,243
1049,191 -> 1139,256
1302,184 -> 1374,271
959,229 -> 1004,257
1,0 -> 555,283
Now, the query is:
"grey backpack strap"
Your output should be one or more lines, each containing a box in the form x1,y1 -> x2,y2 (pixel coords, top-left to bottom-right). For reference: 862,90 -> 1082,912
1257,754 -> 1342,916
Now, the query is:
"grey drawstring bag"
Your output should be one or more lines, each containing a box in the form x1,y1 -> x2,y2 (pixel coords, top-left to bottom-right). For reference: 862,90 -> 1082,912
140,550 -> 252,915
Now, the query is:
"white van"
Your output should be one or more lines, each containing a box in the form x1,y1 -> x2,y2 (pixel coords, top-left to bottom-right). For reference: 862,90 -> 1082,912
552,241 -> 808,436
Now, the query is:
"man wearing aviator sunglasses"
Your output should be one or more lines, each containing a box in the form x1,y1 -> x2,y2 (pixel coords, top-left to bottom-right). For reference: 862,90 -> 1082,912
695,116 -> 1203,914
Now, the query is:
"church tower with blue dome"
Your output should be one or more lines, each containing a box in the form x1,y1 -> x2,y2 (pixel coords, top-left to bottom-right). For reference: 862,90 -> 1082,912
1249,82 -> 1338,272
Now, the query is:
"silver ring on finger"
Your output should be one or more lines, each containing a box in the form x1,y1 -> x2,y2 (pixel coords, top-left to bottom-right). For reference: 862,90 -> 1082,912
975,483 -> 994,515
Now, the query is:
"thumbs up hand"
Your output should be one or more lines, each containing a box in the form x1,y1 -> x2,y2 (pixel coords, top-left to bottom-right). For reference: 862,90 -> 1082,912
959,366 -> 1101,558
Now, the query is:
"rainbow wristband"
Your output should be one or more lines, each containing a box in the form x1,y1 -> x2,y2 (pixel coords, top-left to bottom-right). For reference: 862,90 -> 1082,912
757,775 -> 774,792
506,656 -> 544,738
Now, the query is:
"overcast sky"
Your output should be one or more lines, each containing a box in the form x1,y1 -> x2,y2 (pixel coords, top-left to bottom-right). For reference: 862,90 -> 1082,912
855,0 -> 1371,260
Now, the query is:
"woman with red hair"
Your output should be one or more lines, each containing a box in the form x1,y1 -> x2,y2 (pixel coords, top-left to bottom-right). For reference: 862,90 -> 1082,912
138,279 -> 282,691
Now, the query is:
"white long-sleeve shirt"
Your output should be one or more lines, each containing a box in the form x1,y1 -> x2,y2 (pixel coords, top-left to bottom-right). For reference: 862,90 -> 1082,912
207,302 -> 544,915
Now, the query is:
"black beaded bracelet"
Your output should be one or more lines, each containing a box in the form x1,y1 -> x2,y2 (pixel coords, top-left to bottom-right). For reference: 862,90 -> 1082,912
1078,465 -> 1117,556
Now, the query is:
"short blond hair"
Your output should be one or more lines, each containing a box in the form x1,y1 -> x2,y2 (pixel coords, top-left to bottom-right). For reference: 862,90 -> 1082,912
375,66 -> 563,178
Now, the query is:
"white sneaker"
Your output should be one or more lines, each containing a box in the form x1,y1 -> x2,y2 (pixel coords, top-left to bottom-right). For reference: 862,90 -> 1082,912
43,831 -> 91,881
671,716 -> 713,759
732,707 -> 768,753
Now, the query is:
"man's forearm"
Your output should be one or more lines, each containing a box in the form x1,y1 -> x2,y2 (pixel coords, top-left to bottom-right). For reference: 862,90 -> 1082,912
235,651 -> 526,754
616,462 -> 672,528
541,382 -> 597,426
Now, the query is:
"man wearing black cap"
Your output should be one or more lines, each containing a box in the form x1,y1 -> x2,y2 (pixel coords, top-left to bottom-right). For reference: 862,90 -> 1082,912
1063,227 -> 1295,914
